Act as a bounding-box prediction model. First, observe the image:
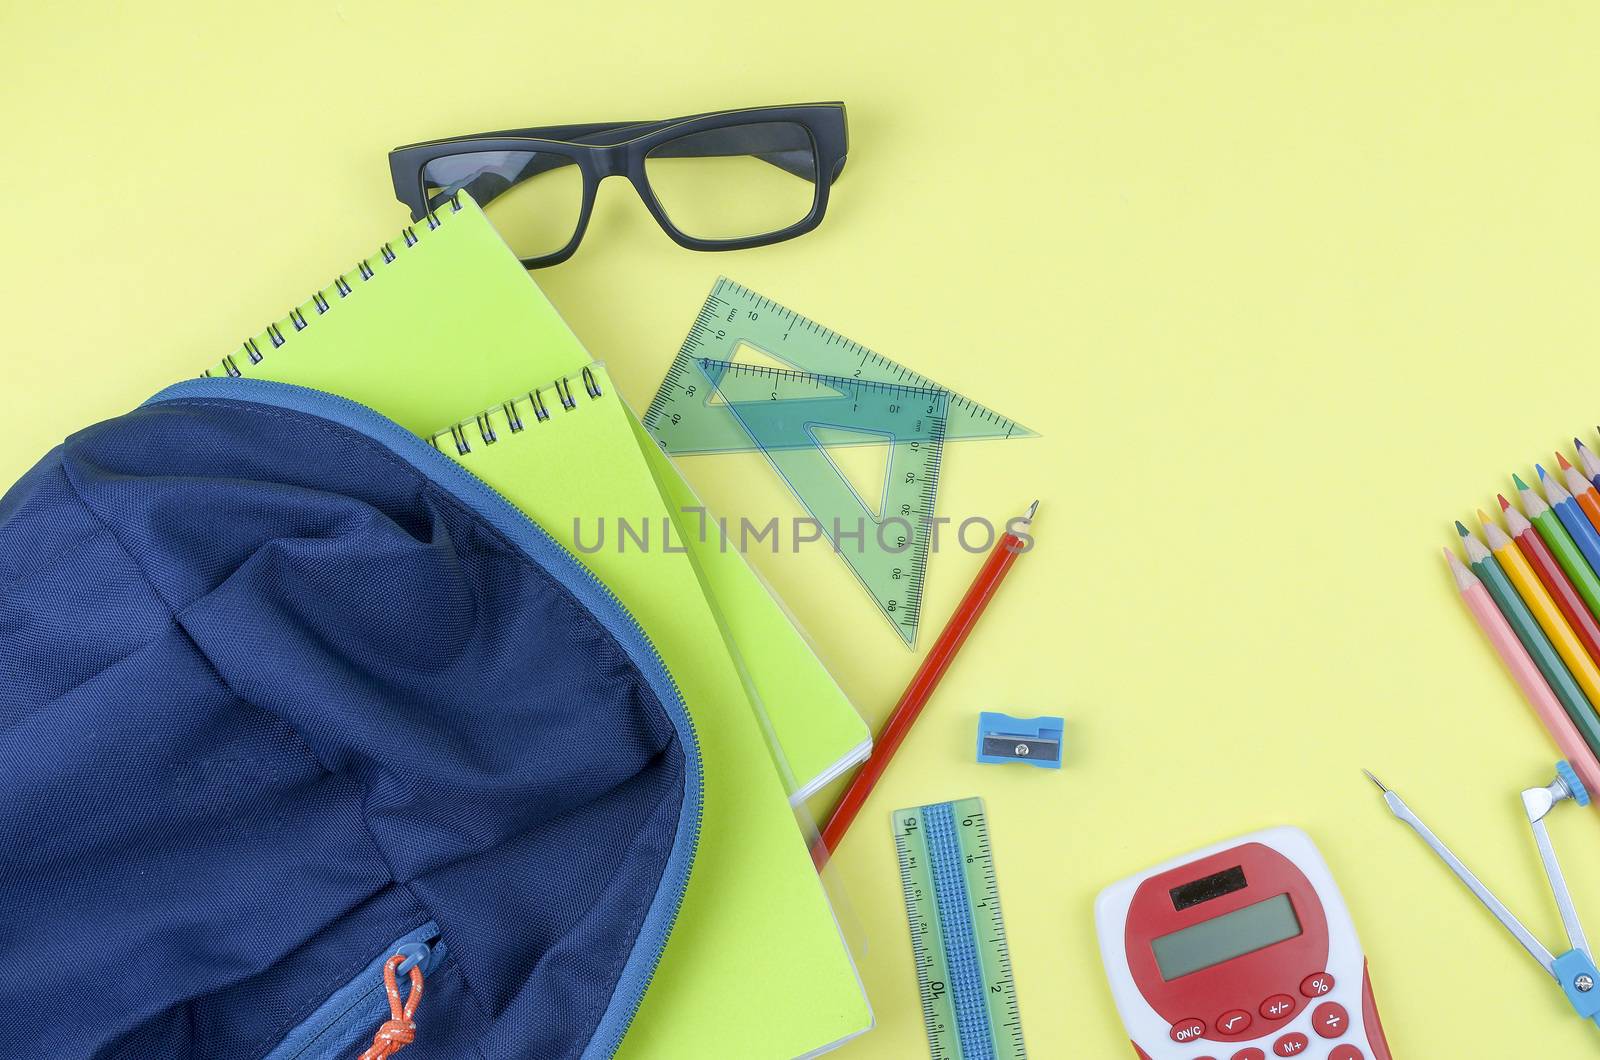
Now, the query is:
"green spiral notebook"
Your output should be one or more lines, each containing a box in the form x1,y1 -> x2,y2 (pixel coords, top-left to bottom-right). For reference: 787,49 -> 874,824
196,195 -> 872,1056
203,196 -> 867,802
426,365 -> 869,1057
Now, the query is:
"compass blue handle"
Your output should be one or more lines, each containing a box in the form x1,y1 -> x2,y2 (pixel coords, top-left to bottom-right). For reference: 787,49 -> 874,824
1554,949 -> 1600,1022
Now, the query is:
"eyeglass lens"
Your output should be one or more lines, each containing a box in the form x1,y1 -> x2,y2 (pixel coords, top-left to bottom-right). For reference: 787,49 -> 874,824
643,121 -> 819,241
422,150 -> 584,259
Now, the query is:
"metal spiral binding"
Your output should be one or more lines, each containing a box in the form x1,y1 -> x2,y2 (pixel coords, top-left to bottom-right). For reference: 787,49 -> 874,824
202,194 -> 465,379
427,368 -> 607,456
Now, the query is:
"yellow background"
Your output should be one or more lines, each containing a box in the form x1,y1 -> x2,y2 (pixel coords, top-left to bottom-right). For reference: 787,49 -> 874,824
6,2 -> 1600,1054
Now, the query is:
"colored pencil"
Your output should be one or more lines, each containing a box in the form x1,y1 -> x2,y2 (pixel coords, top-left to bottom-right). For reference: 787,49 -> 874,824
1557,452 -> 1600,537
1445,548 -> 1600,795
1499,495 -> 1600,668
1455,522 -> 1599,756
1514,473 -> 1600,621
1479,510 -> 1600,749
1535,464 -> 1600,580
813,500 -> 1037,863
1575,436 -> 1600,487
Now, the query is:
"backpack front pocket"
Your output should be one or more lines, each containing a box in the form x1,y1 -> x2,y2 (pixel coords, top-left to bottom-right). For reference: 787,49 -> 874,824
264,922 -> 445,1060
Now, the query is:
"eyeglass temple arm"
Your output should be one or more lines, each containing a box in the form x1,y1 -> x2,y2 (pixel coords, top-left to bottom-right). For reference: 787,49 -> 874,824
421,121 -> 647,208
641,125 -> 829,181
437,123 -> 838,207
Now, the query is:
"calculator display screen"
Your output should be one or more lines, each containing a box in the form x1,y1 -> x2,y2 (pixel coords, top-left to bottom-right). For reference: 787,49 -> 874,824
1150,893 -> 1303,980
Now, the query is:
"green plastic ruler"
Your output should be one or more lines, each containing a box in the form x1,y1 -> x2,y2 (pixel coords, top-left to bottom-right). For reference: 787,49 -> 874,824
894,797 -> 1027,1060
695,359 -> 947,645
642,280 -> 1034,645
642,277 -> 1034,455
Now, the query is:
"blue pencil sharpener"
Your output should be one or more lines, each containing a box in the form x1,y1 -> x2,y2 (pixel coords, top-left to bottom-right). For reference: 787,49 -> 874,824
976,712 -> 1064,769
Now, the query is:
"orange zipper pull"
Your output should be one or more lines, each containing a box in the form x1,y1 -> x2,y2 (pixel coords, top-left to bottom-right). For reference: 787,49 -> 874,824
356,952 -> 425,1059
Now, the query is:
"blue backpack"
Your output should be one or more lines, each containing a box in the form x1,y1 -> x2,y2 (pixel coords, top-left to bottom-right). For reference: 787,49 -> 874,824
0,379 -> 702,1059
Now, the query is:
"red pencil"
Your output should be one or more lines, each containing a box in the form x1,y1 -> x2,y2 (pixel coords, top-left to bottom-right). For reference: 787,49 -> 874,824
813,500 -> 1038,863
1500,493 -> 1600,667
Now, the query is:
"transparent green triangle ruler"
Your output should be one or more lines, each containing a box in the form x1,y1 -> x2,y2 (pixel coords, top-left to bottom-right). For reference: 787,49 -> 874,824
894,797 -> 1027,1060
643,277 -> 1035,455
642,279 -> 1035,646
695,359 -> 948,645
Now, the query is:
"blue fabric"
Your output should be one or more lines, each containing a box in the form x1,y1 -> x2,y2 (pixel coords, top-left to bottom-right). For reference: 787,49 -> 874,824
0,384 -> 701,1059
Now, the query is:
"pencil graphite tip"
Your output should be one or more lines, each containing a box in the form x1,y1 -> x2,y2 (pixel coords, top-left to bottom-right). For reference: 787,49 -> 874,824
1455,520 -> 1471,538
1558,451 -> 1574,472
1498,493 -> 1512,511
1513,472 -> 1531,491
1537,463 -> 1550,481
1476,508 -> 1494,527
1579,441 -> 1600,479
1578,438 -> 1590,454
1442,546 -> 1476,588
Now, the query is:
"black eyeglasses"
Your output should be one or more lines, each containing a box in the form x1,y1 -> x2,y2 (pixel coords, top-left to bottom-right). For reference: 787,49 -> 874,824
389,103 -> 848,268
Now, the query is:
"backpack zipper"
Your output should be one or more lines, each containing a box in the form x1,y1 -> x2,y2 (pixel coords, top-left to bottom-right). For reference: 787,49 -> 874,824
263,923 -> 444,1060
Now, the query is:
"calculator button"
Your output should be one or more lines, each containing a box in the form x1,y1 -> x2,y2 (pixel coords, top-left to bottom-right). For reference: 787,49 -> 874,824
1312,1000 -> 1350,1038
1169,1017 -> 1207,1044
1272,1032 -> 1309,1055
1299,971 -> 1335,997
1229,1050 -> 1265,1060
1328,1047 -> 1365,1060
1216,1009 -> 1252,1036
1259,993 -> 1295,1021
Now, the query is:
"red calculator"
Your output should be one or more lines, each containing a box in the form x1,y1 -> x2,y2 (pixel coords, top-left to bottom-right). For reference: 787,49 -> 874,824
1094,827 -> 1391,1059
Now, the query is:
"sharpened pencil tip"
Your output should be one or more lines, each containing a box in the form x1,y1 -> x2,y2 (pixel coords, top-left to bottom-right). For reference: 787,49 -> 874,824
1362,769 -> 1389,793
1498,493 -> 1512,511
1537,463 -> 1550,481
1514,472 -> 1531,491
1455,520 -> 1471,537
1558,452 -> 1574,471
1476,508 -> 1494,527
1578,438 -> 1590,454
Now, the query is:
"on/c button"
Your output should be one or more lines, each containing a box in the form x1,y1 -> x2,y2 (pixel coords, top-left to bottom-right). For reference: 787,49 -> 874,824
1169,1017 -> 1207,1044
